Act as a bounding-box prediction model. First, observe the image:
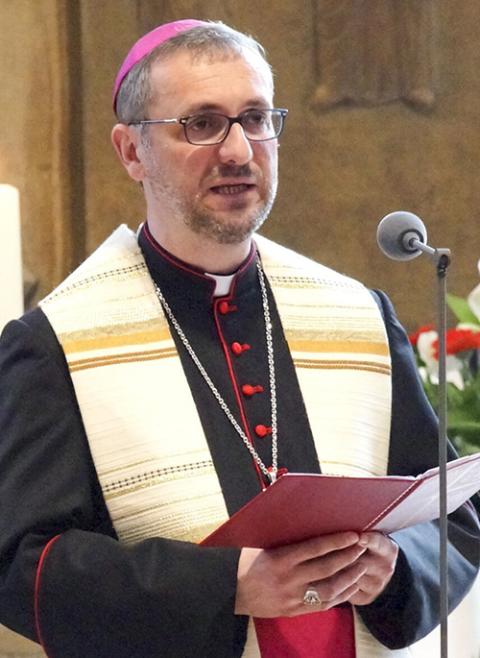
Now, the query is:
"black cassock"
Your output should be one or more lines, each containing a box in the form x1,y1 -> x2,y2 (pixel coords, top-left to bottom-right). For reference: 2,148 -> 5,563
0,226 -> 479,658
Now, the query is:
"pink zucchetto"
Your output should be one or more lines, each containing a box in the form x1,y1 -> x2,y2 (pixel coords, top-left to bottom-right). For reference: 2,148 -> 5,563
113,19 -> 209,112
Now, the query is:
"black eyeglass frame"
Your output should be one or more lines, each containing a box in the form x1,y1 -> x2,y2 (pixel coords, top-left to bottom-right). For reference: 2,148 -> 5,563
128,108 -> 288,145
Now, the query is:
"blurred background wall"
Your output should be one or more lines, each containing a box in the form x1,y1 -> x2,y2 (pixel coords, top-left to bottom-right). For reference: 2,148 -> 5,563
1,2 -> 480,655
2,0 -> 480,331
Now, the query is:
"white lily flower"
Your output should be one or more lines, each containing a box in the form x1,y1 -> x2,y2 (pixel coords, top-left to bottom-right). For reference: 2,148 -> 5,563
417,330 -> 465,389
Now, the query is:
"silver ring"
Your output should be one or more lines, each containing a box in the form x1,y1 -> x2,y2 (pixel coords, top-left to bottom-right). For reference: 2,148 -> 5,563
303,587 -> 322,606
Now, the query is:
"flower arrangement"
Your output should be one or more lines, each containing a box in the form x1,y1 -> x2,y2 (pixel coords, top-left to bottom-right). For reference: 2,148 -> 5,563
409,262 -> 480,456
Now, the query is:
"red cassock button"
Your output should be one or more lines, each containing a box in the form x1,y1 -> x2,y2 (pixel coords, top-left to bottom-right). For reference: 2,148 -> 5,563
219,301 -> 238,315
255,424 -> 272,438
242,384 -> 264,397
231,342 -> 251,356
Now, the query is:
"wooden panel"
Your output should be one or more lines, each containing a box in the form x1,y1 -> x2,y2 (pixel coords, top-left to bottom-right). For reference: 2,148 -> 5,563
2,0 -> 480,325
0,2 -> 76,649
75,0 -> 480,329
79,0 -> 144,253
0,0 -> 81,302
312,0 -> 436,110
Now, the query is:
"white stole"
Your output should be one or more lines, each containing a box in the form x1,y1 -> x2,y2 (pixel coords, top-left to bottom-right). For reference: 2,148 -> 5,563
41,226 -> 405,657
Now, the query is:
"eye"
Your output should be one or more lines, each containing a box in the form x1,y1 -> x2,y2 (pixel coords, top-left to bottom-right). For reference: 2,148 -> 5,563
186,114 -> 223,134
243,109 -> 268,127
241,110 -> 273,136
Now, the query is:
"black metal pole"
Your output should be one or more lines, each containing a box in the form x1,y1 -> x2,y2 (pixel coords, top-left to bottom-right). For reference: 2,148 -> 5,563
436,250 -> 451,658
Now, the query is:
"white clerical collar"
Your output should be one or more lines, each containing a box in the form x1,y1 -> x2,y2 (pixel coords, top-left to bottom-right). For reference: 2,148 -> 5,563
204,272 -> 236,297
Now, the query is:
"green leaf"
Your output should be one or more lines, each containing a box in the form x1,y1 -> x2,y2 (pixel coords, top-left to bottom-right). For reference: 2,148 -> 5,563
421,376 -> 480,454
452,435 -> 480,456
447,293 -> 480,324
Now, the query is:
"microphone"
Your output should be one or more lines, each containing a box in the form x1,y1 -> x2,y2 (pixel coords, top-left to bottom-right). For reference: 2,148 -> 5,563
376,210 -> 431,261
376,209 -> 451,658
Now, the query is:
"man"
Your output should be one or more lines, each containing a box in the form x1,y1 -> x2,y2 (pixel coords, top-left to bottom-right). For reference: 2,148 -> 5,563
0,19 -> 478,658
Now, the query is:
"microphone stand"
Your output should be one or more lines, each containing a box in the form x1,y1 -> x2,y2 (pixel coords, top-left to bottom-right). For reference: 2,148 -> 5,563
411,238 -> 451,658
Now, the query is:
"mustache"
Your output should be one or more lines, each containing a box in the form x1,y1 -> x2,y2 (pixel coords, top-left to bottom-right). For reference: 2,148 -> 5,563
212,164 -> 255,179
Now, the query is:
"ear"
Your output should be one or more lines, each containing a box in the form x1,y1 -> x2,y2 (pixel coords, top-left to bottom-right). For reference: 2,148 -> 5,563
111,123 -> 145,182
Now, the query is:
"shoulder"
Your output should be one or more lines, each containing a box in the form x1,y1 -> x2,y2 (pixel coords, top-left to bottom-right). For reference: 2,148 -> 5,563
254,234 -> 364,289
41,224 -> 141,306
0,307 -> 69,377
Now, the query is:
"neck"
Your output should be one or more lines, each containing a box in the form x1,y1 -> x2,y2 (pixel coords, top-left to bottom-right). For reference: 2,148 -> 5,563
146,221 -> 253,274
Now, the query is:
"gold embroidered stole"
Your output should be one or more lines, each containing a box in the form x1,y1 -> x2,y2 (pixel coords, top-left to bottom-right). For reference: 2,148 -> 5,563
40,225 -> 407,658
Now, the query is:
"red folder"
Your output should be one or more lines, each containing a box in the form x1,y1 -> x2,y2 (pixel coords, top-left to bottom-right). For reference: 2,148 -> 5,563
202,453 -> 480,549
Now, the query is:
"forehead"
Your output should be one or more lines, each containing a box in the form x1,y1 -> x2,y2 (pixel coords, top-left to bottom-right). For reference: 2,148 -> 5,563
148,48 -> 274,114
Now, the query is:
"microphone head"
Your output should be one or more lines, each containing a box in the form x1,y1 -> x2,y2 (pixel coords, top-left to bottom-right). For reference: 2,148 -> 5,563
376,211 -> 427,261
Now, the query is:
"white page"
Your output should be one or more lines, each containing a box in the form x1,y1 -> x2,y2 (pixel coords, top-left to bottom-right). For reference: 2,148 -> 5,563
373,453 -> 480,533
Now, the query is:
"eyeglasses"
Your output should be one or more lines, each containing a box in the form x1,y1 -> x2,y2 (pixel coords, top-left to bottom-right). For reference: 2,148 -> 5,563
129,108 -> 288,145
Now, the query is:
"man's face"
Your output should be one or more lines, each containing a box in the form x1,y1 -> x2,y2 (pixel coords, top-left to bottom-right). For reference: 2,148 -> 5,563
137,48 -> 278,246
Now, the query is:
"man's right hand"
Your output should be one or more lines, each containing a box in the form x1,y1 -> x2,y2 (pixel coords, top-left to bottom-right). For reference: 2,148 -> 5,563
234,532 -> 367,618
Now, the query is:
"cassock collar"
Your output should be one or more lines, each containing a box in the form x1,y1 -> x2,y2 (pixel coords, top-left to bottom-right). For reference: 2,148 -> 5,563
137,221 -> 259,305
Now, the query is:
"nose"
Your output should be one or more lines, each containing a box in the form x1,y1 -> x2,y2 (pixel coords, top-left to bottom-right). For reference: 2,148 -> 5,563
217,122 -> 253,165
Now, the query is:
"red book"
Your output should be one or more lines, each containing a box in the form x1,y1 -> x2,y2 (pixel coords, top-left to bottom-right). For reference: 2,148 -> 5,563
202,453 -> 480,548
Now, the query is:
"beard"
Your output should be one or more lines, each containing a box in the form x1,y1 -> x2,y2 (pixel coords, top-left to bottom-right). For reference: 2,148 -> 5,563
142,140 -> 278,245
183,172 -> 277,244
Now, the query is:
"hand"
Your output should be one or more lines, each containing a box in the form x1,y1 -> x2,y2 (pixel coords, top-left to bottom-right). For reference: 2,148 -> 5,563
347,532 -> 399,606
235,531 -> 368,618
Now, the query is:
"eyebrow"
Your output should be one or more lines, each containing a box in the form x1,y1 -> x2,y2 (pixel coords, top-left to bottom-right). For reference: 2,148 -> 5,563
182,98 -> 271,115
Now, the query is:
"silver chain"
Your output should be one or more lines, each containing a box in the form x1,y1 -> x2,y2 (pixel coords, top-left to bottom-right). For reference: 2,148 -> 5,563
153,259 -> 278,483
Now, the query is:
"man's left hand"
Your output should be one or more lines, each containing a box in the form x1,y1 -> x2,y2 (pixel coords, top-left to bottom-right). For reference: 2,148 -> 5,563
347,532 -> 399,605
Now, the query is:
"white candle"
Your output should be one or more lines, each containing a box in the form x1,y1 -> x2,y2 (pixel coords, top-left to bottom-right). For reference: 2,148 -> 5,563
0,184 -> 23,331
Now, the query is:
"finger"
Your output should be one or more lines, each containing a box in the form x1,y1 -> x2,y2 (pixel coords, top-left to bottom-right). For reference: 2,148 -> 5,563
296,564 -> 366,615
358,549 -> 397,578
347,588 -> 376,606
355,552 -> 397,591
354,572 -> 386,595
279,532 -> 360,566
319,582 -> 361,611
310,561 -> 367,607
300,543 -> 366,583
346,545 -> 398,606
358,532 -> 398,558
324,582 -> 361,609
297,582 -> 361,615
348,572 -> 390,606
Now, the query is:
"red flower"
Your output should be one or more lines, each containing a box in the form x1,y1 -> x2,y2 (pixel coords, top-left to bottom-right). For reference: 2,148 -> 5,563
432,328 -> 480,359
409,324 -> 435,347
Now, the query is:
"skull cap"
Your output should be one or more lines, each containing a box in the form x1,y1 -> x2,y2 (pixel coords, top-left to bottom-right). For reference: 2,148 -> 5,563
113,19 -> 209,113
